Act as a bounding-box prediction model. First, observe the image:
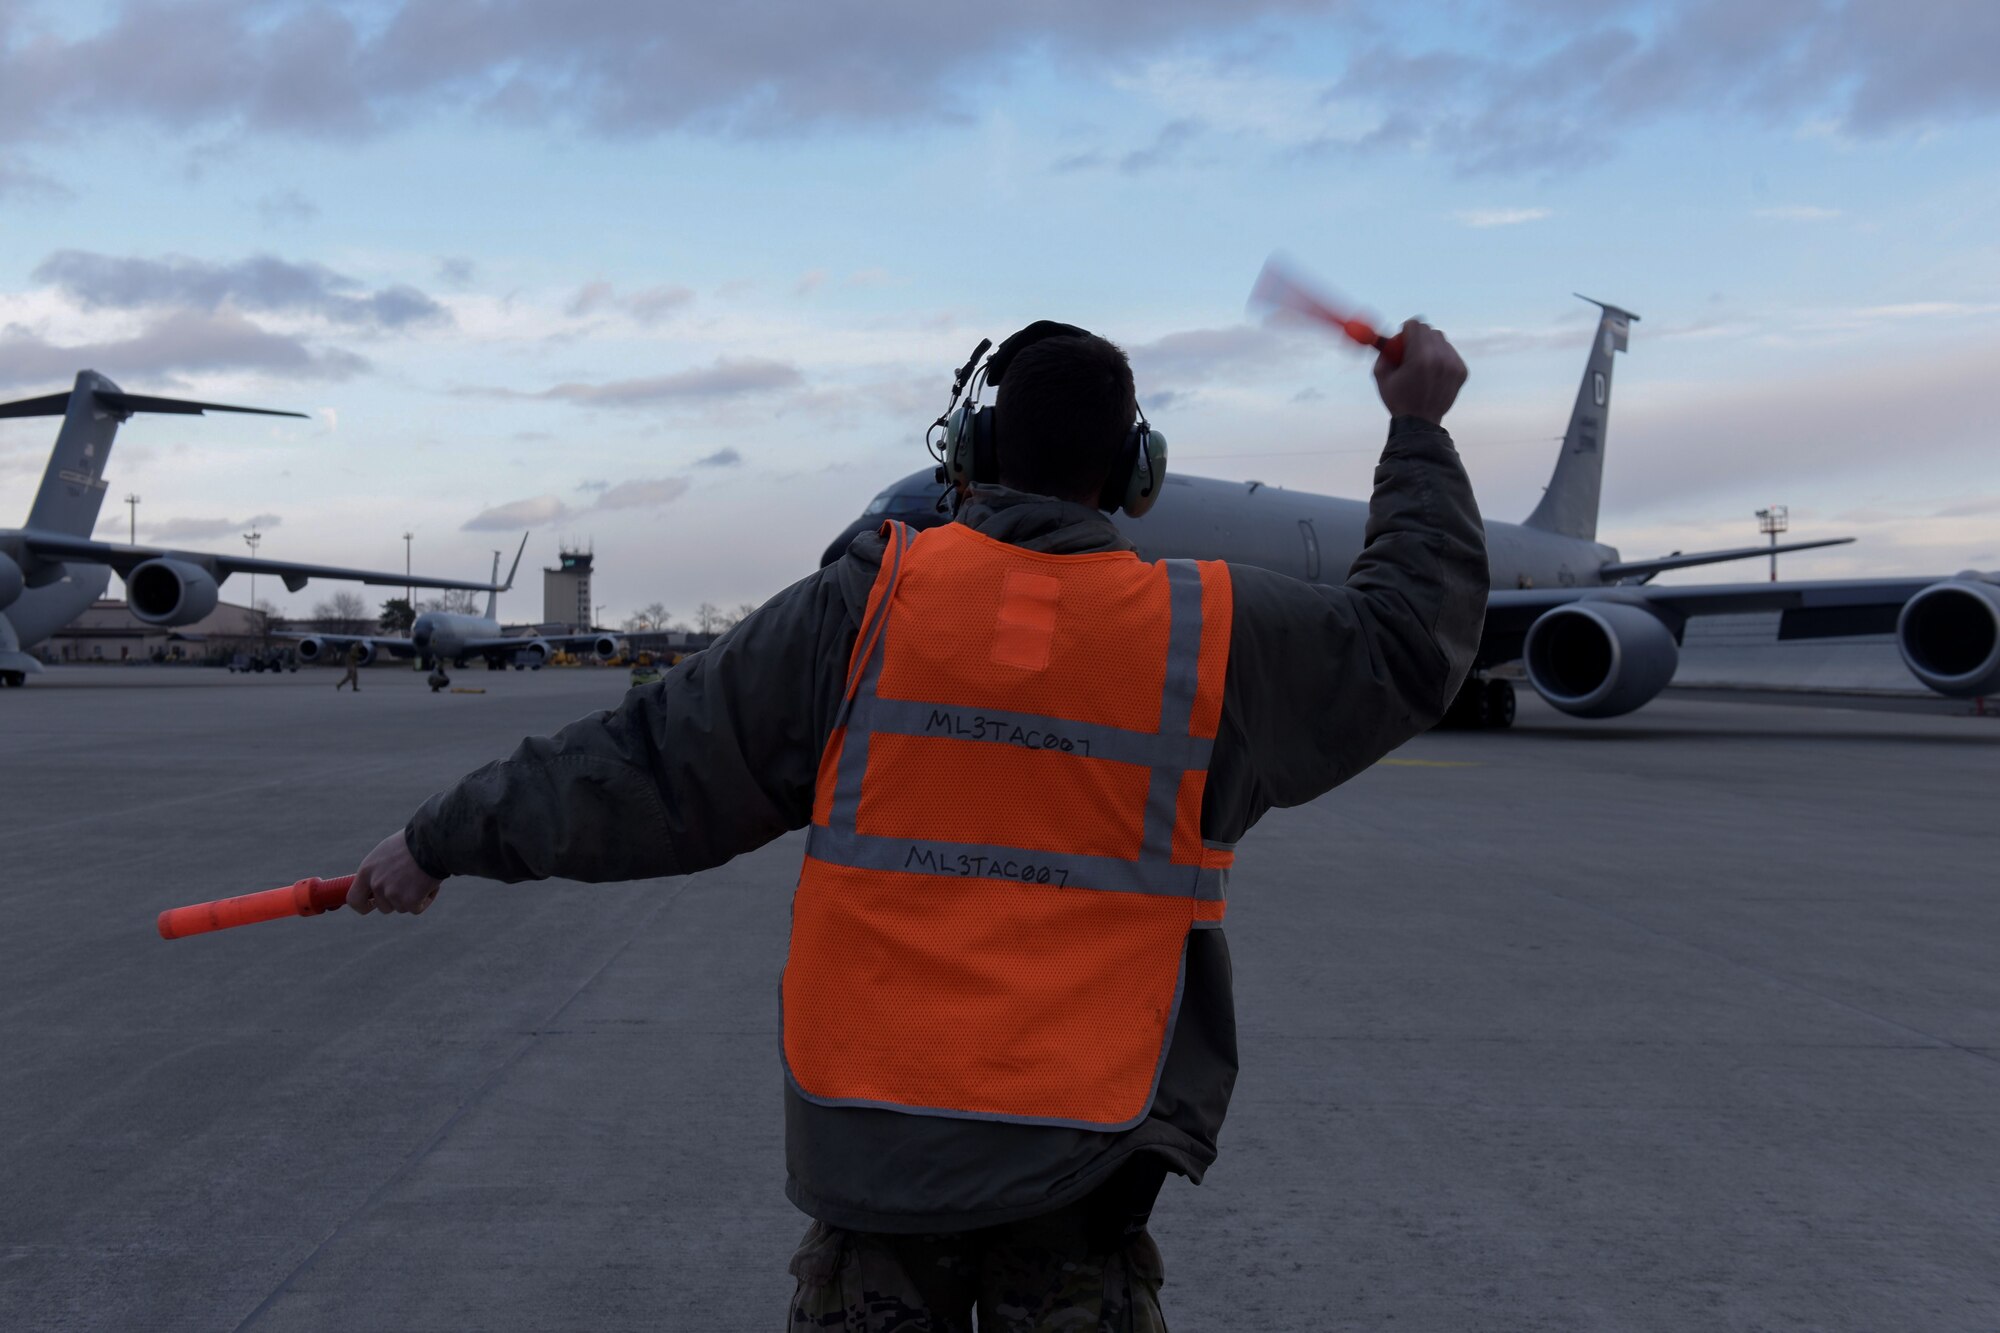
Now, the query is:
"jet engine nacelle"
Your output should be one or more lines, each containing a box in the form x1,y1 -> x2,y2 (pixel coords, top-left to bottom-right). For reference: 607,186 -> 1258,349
592,634 -> 626,662
127,558 -> 220,627
0,551 -> 23,610
518,639 -> 552,667
297,637 -> 376,666
1897,578 -> 2000,698
1524,600 -> 1680,718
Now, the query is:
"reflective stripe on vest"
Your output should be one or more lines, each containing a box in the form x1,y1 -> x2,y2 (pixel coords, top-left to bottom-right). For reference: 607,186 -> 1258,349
782,520 -> 1235,1130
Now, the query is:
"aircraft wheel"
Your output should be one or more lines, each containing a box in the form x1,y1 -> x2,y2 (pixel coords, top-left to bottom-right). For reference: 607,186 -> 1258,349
1485,679 -> 1516,729
1,671 -> 24,688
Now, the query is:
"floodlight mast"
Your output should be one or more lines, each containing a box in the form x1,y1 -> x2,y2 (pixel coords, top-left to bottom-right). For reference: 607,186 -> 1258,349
1755,506 -> 1789,582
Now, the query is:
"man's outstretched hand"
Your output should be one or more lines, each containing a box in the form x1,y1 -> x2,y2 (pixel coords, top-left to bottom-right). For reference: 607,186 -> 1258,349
347,830 -> 443,915
1374,319 -> 1468,427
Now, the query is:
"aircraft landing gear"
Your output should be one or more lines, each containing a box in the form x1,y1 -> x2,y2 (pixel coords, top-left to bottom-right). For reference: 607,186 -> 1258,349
0,671 -> 24,688
1439,676 -> 1516,730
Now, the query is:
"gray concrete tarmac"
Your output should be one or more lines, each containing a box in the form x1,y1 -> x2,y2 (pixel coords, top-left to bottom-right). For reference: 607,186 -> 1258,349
2,665 -> 1996,1331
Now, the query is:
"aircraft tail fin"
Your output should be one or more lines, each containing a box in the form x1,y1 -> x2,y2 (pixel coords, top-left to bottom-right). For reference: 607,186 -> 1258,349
7,371 -> 307,538
484,534 -> 528,621
1523,296 -> 1639,542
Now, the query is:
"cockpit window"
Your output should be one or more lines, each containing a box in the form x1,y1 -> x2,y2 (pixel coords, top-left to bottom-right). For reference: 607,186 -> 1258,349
864,491 -> 894,515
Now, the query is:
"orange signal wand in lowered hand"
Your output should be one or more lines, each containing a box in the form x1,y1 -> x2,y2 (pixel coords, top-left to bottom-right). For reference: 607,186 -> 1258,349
156,875 -> 354,940
1249,257 -> 1406,367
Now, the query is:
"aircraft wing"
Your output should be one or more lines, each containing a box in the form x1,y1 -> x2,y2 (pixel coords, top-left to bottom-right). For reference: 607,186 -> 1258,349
13,532 -> 503,594
1479,574 -> 1983,662
458,632 -> 615,653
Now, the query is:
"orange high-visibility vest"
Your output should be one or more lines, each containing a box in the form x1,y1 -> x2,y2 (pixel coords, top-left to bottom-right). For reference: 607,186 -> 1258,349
783,519 -> 1235,1129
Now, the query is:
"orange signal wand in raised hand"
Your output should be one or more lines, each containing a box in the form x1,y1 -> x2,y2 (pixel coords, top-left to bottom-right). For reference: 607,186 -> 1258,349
157,875 -> 355,940
1249,257 -> 1406,366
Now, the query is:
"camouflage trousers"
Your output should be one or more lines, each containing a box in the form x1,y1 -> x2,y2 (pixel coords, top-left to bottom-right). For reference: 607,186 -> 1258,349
786,1212 -> 1168,1332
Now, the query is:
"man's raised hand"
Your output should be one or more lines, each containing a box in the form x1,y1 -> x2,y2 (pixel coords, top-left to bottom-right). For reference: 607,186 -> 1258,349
1373,319 -> 1468,427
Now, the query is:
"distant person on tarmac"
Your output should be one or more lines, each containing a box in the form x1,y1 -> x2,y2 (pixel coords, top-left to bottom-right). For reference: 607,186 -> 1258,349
346,320 -> 1486,1329
335,642 -> 364,692
428,663 -> 451,693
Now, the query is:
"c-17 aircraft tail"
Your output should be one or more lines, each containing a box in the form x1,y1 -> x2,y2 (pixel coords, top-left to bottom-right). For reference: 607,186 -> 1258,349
0,370 -> 306,539
1522,296 -> 1639,542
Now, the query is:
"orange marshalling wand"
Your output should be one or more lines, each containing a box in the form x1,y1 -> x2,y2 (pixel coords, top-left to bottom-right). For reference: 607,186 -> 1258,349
157,875 -> 354,940
1249,257 -> 1406,366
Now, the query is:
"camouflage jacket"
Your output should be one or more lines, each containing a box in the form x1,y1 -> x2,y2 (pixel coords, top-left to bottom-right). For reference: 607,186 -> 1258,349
406,417 -> 1488,1233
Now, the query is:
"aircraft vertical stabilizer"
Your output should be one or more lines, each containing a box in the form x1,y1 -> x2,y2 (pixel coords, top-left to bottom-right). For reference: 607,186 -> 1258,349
13,372 -> 126,538
1523,297 -> 1638,542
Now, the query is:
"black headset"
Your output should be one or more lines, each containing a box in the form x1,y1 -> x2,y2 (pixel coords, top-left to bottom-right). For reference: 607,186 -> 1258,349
928,320 -> 1167,517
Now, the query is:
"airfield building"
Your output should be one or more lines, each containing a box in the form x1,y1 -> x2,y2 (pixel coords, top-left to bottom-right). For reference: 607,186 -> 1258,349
544,548 -> 594,631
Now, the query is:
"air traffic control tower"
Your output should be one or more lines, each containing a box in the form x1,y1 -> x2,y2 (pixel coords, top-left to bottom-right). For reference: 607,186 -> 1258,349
544,546 -> 594,630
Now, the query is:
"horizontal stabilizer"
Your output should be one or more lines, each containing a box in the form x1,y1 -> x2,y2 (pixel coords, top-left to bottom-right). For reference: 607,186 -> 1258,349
1601,537 -> 1855,582
0,393 -> 75,419
0,386 -> 305,420
93,391 -> 307,419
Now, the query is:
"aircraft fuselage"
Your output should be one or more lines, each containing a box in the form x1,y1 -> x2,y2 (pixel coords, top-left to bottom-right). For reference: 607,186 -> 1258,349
829,468 -> 1620,593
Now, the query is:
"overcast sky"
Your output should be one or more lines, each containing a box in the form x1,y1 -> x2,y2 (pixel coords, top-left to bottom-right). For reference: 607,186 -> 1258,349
2,0 -> 1996,622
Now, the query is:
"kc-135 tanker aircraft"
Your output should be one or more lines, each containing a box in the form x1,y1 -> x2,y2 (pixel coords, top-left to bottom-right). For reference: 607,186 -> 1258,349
286,535 -> 630,671
0,371 -> 506,687
825,299 -> 2000,726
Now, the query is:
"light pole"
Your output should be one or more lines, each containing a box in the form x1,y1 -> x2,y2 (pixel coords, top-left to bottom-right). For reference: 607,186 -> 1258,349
402,531 -> 413,610
1755,506 -> 1788,583
596,603 -> 606,629
243,529 -> 262,626
124,493 -> 140,545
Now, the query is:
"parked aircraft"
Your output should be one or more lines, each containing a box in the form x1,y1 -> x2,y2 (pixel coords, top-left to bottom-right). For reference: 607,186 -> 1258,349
293,537 -> 627,670
0,371 -> 504,687
823,301 -> 2000,726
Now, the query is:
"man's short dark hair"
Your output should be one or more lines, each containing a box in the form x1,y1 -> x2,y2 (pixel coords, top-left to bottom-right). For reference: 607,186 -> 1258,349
994,334 -> 1136,506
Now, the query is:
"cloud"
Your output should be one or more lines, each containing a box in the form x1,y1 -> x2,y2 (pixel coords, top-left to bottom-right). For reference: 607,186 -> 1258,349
1050,149 -> 1108,174
1455,206 -> 1552,227
565,280 -> 615,317
1318,1 -> 2000,174
0,156 -> 70,203
0,309 -> 370,389
564,279 -> 695,323
31,250 -> 450,330
520,356 -> 804,408
625,283 -> 694,322
696,447 -> 742,467
463,495 -> 569,531
593,477 -> 690,509
0,1 -> 1329,144
1120,117 -> 1204,173
1128,324 -> 1292,384
254,188 -> 318,226
463,475 -> 693,529
795,269 -> 828,297
436,256 -> 477,287
147,512 -> 283,542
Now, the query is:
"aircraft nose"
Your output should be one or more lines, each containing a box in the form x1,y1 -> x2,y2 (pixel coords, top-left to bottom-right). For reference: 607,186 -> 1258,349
412,621 -> 432,648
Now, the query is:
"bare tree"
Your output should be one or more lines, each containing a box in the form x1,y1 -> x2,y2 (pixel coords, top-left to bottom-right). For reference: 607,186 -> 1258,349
313,589 -> 372,635
420,588 -> 483,616
696,602 -> 727,635
734,602 -> 758,624
621,602 -> 674,633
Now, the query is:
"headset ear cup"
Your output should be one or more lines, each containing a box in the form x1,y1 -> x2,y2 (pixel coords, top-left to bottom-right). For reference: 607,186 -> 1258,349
943,404 -> 974,485
1121,426 -> 1166,517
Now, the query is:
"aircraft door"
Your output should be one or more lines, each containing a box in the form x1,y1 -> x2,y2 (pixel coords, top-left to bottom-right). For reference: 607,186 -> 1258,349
1299,519 -> 1321,582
